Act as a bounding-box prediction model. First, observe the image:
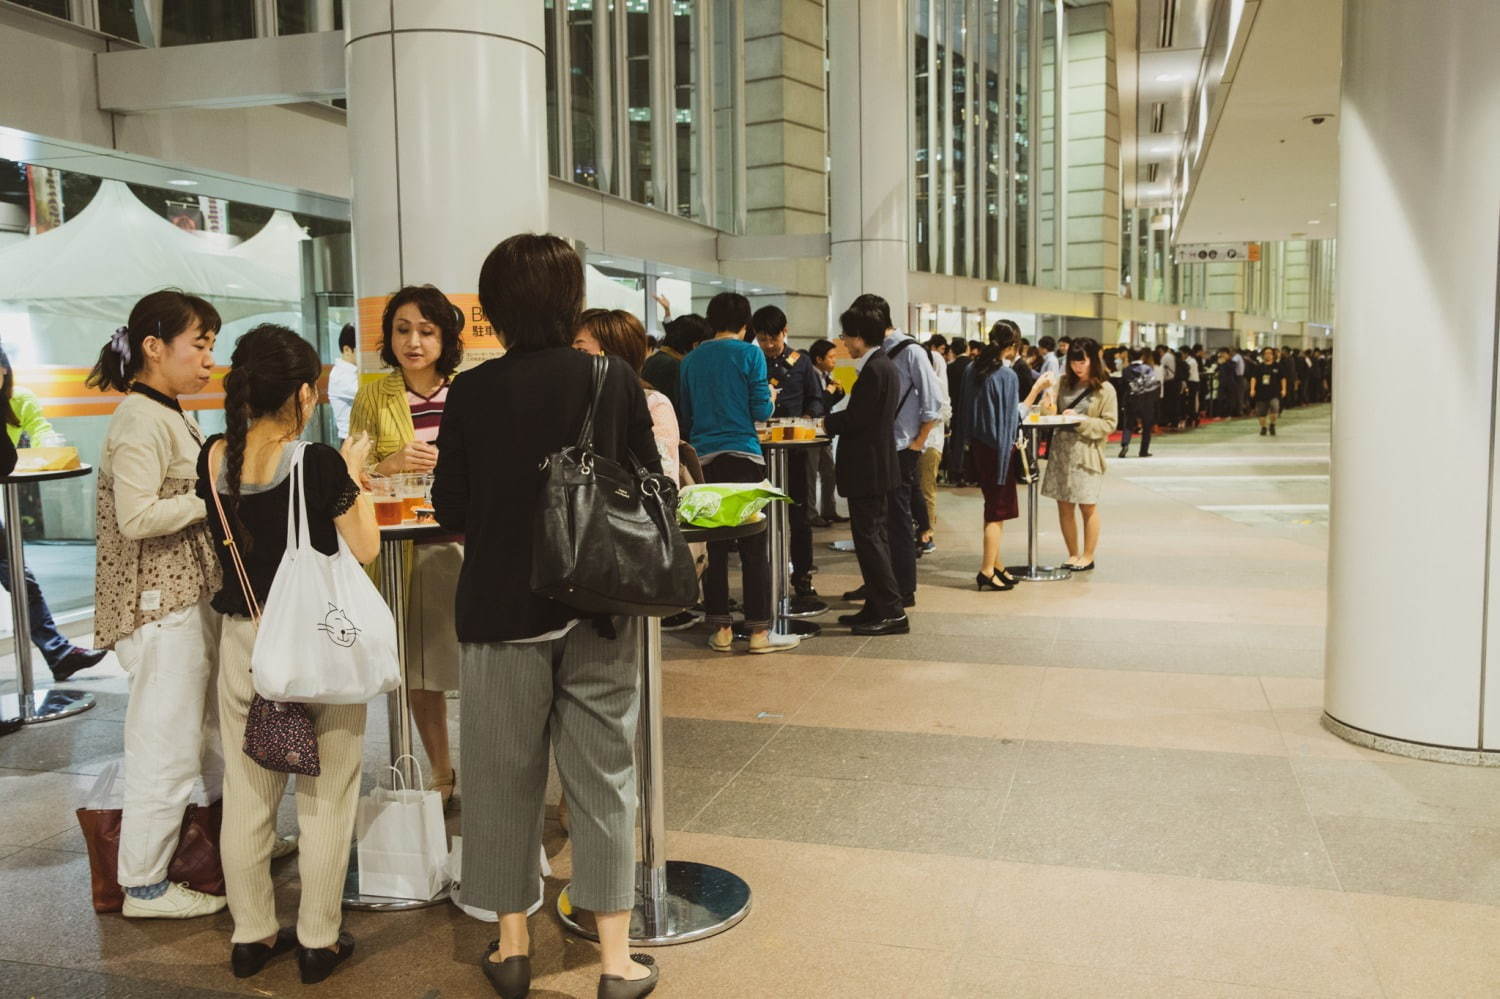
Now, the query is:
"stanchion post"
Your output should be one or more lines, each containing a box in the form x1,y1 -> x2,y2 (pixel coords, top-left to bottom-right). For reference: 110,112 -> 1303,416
635,616 -> 668,934
4,484 -> 35,721
379,540 -> 415,789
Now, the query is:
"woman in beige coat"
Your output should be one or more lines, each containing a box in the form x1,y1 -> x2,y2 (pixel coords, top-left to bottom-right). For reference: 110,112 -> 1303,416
1040,337 -> 1117,571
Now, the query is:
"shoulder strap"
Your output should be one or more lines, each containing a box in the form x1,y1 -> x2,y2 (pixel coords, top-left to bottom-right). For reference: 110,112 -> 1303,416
576,354 -> 609,451
886,338 -> 918,360
207,440 -> 262,623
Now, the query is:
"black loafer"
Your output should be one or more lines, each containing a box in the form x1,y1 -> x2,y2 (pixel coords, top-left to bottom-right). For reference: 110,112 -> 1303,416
231,927 -> 296,979
298,932 -> 355,985
598,954 -> 659,999
851,615 -> 910,636
481,944 -> 531,999
841,585 -> 867,601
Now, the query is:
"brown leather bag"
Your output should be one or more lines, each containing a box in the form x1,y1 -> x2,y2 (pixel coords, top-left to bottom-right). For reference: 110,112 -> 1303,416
75,799 -> 226,913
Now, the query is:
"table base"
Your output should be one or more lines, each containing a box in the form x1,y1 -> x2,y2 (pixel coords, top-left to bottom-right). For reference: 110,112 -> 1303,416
1006,564 -> 1074,582
785,595 -> 828,618
734,619 -> 821,640
0,688 -> 94,725
557,861 -> 751,946
342,850 -> 451,911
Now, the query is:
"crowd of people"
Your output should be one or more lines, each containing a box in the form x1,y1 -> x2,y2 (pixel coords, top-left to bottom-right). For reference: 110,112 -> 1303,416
1,225 -> 1336,997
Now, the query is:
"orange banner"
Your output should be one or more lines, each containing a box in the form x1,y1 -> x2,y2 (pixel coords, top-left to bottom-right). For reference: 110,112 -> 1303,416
18,365 -> 332,418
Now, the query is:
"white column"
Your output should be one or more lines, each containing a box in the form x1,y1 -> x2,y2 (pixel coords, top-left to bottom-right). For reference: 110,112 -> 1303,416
1324,0 -> 1500,758
344,1 -> 548,365
827,0 -> 910,325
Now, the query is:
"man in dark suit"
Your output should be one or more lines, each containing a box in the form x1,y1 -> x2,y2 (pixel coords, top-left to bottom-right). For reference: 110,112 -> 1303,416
824,300 -> 908,636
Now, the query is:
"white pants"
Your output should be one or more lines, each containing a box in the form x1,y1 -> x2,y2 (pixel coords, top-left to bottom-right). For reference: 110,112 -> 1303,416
115,601 -> 224,887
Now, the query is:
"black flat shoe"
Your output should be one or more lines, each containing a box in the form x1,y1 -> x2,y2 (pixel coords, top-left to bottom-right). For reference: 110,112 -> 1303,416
851,615 -> 910,636
841,585 -> 868,601
1070,561 -> 1096,571
976,572 -> 1014,592
481,944 -> 531,999
598,954 -> 659,999
298,932 -> 355,985
231,927 -> 296,979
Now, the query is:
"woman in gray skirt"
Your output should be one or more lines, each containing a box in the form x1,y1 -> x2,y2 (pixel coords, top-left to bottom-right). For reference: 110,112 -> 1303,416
431,233 -> 662,999
1040,337 -> 1118,571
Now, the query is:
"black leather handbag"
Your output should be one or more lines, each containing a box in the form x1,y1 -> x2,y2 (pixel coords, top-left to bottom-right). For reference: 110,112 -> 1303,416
531,354 -> 699,616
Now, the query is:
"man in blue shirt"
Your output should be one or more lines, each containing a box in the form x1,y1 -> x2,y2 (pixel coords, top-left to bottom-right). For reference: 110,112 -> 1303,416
679,292 -> 798,654
839,294 -> 943,608
752,304 -> 825,600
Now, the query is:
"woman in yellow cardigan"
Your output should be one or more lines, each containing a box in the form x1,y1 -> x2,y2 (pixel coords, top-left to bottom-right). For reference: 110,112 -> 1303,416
348,286 -> 465,804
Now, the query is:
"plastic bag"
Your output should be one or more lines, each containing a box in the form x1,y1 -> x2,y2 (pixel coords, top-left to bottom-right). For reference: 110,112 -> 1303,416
677,480 -> 790,528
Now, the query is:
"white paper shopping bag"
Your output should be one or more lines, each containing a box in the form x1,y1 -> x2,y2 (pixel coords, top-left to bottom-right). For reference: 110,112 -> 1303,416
355,757 -> 448,900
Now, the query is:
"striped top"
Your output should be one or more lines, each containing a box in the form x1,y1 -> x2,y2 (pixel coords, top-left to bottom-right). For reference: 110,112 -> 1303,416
406,381 -> 449,444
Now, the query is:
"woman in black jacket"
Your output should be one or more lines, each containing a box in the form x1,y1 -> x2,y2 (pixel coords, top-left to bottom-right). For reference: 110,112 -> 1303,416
432,234 -> 661,999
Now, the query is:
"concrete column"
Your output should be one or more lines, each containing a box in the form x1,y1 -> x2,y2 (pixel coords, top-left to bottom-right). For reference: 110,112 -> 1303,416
344,1 -> 548,368
826,0 -> 909,325
1324,0 -> 1500,760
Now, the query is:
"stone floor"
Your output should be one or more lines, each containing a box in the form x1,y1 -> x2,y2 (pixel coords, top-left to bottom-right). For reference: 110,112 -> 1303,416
4,403 -> 1500,998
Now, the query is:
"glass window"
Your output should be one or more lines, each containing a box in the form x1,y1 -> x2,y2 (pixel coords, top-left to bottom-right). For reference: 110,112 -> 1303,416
275,0 -> 341,35
569,1 -> 608,191
984,0 -> 1002,281
98,0 -> 142,41
625,0 -> 655,207
545,0 -> 561,177
673,0 -> 700,220
159,0 -> 255,45
949,0 -> 967,276
912,3 -> 932,272
9,0 -> 69,19
1013,0 -> 1032,284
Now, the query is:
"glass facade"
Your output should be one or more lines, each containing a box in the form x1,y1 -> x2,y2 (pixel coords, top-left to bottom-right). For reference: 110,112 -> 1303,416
912,0 -> 1054,286
544,0 -> 739,230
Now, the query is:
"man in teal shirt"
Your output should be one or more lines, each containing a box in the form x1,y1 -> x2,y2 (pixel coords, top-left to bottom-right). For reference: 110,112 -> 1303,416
678,293 -> 798,655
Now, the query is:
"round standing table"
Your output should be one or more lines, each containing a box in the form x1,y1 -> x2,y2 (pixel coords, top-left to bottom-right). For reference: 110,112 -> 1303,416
1006,417 -> 1082,583
343,519 -> 452,912
737,436 -> 829,639
558,519 -> 762,945
0,465 -> 96,725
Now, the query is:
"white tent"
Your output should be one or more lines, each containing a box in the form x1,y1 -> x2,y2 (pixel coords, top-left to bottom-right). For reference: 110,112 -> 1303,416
0,180 -> 298,323
230,209 -> 308,284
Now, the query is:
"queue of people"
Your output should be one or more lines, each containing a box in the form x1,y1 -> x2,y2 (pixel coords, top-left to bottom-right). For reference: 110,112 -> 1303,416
33,226 -> 1334,998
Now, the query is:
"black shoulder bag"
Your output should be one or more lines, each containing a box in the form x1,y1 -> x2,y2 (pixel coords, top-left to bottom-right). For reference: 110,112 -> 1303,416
531,355 -> 700,617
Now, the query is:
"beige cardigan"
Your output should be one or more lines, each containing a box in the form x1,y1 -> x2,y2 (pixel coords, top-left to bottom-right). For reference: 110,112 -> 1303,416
1056,379 -> 1119,475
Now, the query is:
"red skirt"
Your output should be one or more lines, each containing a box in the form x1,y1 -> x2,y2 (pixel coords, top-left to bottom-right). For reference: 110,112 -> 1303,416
971,441 -> 1020,523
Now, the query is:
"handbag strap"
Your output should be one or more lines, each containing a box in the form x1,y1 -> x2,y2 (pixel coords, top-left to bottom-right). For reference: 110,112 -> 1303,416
282,440 -> 312,554
207,440 -> 262,624
575,354 -> 609,452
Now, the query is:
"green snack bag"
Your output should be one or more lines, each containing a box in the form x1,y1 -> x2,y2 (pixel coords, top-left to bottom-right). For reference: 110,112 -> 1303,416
677,481 -> 790,528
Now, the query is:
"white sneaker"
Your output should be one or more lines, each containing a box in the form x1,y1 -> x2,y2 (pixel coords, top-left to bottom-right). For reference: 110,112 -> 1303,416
748,632 -> 801,655
121,882 -> 227,919
270,834 -> 299,861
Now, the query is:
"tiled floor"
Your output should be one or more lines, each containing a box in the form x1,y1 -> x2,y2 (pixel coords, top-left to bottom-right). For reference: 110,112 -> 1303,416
4,404 -> 1500,998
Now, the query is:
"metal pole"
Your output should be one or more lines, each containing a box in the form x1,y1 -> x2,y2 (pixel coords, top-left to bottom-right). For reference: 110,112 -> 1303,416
5,484 -> 35,722
1024,427 -> 1039,571
768,447 -> 787,636
378,539 -> 414,788
635,616 -> 667,934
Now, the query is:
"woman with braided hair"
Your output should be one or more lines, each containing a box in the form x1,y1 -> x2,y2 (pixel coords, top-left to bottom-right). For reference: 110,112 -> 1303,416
195,324 -> 377,984
90,289 -> 232,919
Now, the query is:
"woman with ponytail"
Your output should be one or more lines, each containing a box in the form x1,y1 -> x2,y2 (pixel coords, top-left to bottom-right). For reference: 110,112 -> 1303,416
91,289 -> 235,919
196,324 -> 376,984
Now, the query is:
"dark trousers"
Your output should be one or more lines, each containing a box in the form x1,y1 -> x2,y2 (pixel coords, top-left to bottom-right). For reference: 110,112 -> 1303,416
815,446 -> 838,519
1120,395 -> 1156,455
848,492 -> 901,619
785,450 -> 812,579
701,455 -> 772,630
0,521 -> 71,669
886,448 -> 921,597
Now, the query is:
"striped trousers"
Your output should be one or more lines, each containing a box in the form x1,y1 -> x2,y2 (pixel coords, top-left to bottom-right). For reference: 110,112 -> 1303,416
460,617 -> 641,915
217,616 -> 367,948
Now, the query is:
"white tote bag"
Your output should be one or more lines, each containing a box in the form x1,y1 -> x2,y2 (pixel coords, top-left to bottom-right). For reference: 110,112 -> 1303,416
251,441 -> 400,704
356,757 -> 449,901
